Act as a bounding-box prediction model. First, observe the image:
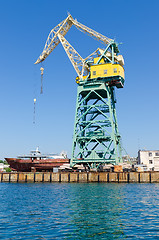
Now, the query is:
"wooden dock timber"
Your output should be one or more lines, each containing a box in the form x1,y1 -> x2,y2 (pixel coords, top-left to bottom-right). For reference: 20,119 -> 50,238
0,172 -> 159,183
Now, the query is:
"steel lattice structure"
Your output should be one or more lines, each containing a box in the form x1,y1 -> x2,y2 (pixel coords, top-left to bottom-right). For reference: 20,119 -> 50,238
71,82 -> 122,168
35,14 -> 125,168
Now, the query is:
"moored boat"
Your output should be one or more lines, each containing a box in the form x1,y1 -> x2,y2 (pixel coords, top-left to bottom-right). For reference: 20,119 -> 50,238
5,147 -> 69,172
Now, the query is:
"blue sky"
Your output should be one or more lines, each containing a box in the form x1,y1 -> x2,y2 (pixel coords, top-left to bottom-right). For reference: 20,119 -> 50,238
0,0 -> 159,159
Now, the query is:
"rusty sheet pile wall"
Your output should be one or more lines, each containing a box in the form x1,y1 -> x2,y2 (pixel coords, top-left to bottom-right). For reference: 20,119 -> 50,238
0,172 -> 159,183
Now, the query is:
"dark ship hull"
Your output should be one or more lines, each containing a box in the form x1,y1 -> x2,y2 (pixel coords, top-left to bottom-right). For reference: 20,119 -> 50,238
5,158 -> 70,172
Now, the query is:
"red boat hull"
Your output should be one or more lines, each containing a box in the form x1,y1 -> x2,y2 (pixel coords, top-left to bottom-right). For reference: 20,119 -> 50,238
5,158 -> 70,172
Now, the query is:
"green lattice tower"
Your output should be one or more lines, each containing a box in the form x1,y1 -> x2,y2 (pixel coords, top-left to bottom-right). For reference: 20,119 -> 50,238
70,41 -> 125,168
70,81 -> 122,168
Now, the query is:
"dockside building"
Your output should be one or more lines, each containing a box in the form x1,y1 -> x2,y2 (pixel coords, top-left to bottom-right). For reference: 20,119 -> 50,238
138,150 -> 159,171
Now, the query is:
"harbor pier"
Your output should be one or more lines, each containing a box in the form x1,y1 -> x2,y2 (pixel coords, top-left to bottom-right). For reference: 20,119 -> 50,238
0,172 -> 159,183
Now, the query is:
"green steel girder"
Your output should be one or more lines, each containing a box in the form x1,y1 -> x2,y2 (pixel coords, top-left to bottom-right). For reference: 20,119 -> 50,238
70,80 -> 122,168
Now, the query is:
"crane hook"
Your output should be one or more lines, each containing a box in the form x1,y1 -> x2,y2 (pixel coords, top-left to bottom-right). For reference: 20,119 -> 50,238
40,67 -> 44,94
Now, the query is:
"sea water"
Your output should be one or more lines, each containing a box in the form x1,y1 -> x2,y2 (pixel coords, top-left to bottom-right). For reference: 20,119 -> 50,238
0,183 -> 159,239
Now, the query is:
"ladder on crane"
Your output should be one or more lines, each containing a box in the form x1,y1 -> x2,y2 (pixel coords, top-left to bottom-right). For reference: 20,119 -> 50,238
35,14 -> 125,169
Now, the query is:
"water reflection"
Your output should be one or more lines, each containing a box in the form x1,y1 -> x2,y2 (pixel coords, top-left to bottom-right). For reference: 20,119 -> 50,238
66,184 -> 125,239
0,183 -> 158,239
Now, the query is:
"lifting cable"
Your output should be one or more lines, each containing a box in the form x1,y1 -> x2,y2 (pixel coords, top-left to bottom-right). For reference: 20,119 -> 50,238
40,63 -> 44,94
33,65 -> 38,124
33,98 -> 36,124
33,63 -> 44,124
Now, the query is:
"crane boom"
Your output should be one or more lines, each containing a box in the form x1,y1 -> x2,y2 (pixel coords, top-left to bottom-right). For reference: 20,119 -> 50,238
71,18 -> 112,46
35,15 -> 73,64
58,33 -> 89,78
35,14 -> 113,65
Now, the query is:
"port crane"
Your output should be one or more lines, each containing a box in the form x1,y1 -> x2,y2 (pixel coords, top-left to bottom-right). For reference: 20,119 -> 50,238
35,14 -> 125,168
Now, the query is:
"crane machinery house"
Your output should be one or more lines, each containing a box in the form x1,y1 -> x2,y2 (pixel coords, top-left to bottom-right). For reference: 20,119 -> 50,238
35,14 -> 125,169
90,58 -> 124,88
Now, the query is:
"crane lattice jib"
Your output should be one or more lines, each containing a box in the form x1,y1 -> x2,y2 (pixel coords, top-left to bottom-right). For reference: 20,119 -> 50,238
58,33 -> 89,78
35,14 -> 113,65
71,19 -> 112,46
35,15 -> 73,64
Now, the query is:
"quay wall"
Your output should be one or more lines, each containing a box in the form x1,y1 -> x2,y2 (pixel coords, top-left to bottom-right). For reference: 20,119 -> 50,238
0,172 -> 159,183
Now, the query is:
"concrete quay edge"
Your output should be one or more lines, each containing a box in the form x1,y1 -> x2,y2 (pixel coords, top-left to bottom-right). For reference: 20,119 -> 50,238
0,172 -> 159,183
